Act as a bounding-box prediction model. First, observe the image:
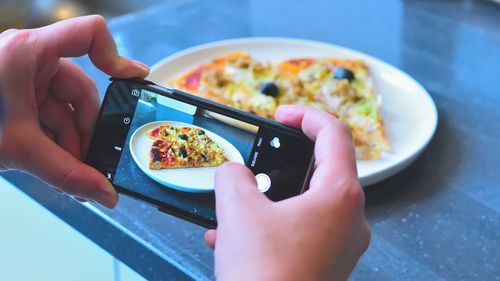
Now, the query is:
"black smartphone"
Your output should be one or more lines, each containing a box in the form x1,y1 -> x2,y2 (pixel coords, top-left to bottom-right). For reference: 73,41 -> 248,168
86,78 -> 315,228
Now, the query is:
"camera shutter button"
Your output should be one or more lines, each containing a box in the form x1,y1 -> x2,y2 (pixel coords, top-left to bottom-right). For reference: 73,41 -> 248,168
255,173 -> 271,193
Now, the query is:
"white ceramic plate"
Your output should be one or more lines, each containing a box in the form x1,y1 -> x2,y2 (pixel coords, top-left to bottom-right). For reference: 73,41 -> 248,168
148,38 -> 438,186
129,121 -> 244,192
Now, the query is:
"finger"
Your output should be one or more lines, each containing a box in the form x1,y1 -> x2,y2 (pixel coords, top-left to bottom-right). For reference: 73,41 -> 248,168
214,162 -> 266,223
275,105 -> 352,142
21,130 -> 118,208
204,229 -> 217,250
49,59 -> 100,157
275,105 -> 355,168
275,105 -> 357,189
34,15 -> 148,78
39,95 -> 81,158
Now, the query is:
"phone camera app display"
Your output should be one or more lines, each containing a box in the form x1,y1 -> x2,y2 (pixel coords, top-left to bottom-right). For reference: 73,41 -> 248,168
108,86 -> 312,225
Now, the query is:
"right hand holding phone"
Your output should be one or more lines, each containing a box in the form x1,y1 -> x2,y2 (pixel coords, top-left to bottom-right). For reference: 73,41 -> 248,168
205,105 -> 371,281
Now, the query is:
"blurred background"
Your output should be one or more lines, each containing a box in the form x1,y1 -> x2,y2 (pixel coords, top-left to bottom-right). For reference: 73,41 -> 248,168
2,0 -> 500,32
0,0 -> 163,31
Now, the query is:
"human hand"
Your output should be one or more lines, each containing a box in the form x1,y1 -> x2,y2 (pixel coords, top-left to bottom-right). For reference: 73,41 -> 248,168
0,15 -> 149,208
205,105 -> 370,281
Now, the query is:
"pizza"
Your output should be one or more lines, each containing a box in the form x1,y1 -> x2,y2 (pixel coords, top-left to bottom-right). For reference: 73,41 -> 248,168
169,52 -> 390,160
146,124 -> 228,170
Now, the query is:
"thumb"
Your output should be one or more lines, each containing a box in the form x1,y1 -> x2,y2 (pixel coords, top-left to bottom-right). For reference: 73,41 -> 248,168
21,131 -> 118,208
214,162 -> 266,223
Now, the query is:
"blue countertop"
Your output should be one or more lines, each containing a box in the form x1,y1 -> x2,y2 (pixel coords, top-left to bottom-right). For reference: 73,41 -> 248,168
3,0 -> 500,280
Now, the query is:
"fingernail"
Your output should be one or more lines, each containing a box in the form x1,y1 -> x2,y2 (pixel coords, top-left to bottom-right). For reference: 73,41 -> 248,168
94,183 -> 119,209
131,59 -> 150,74
115,56 -> 149,76
133,60 -> 149,70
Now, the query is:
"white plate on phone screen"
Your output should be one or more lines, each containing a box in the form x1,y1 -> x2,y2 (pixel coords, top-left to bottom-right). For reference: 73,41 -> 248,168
130,121 -> 244,192
148,38 -> 438,186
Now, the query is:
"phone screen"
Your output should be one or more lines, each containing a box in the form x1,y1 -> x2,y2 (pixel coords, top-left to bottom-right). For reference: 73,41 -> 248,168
87,80 -> 314,227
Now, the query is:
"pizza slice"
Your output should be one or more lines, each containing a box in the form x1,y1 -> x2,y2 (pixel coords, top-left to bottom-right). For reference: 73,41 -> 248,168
169,52 -> 391,160
147,125 -> 228,170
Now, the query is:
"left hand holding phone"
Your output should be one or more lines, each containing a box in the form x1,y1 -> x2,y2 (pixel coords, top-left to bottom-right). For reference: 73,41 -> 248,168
0,15 -> 149,208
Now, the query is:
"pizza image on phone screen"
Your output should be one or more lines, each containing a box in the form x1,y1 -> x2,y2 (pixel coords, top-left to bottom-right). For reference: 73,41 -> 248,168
127,92 -> 245,192
145,123 -> 229,169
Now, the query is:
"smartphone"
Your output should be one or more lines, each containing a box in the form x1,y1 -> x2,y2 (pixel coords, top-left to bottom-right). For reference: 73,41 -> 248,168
86,78 -> 315,228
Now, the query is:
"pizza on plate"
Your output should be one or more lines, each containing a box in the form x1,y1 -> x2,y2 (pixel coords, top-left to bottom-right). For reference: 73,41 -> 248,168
169,52 -> 390,160
146,124 -> 228,170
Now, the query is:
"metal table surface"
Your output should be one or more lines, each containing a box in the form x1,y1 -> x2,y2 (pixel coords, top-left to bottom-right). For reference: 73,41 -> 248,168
4,0 -> 500,280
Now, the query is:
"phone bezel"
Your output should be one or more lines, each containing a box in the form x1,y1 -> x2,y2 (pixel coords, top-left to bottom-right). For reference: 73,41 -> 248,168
86,78 -> 315,228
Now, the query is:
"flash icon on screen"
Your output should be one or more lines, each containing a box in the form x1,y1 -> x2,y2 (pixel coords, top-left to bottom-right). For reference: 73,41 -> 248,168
270,137 -> 281,149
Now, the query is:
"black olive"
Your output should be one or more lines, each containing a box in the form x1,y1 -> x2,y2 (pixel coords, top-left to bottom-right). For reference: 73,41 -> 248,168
179,148 -> 187,158
150,148 -> 162,162
198,130 -> 205,135
260,82 -> 280,97
179,134 -> 188,140
201,153 -> 207,160
333,68 -> 355,82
